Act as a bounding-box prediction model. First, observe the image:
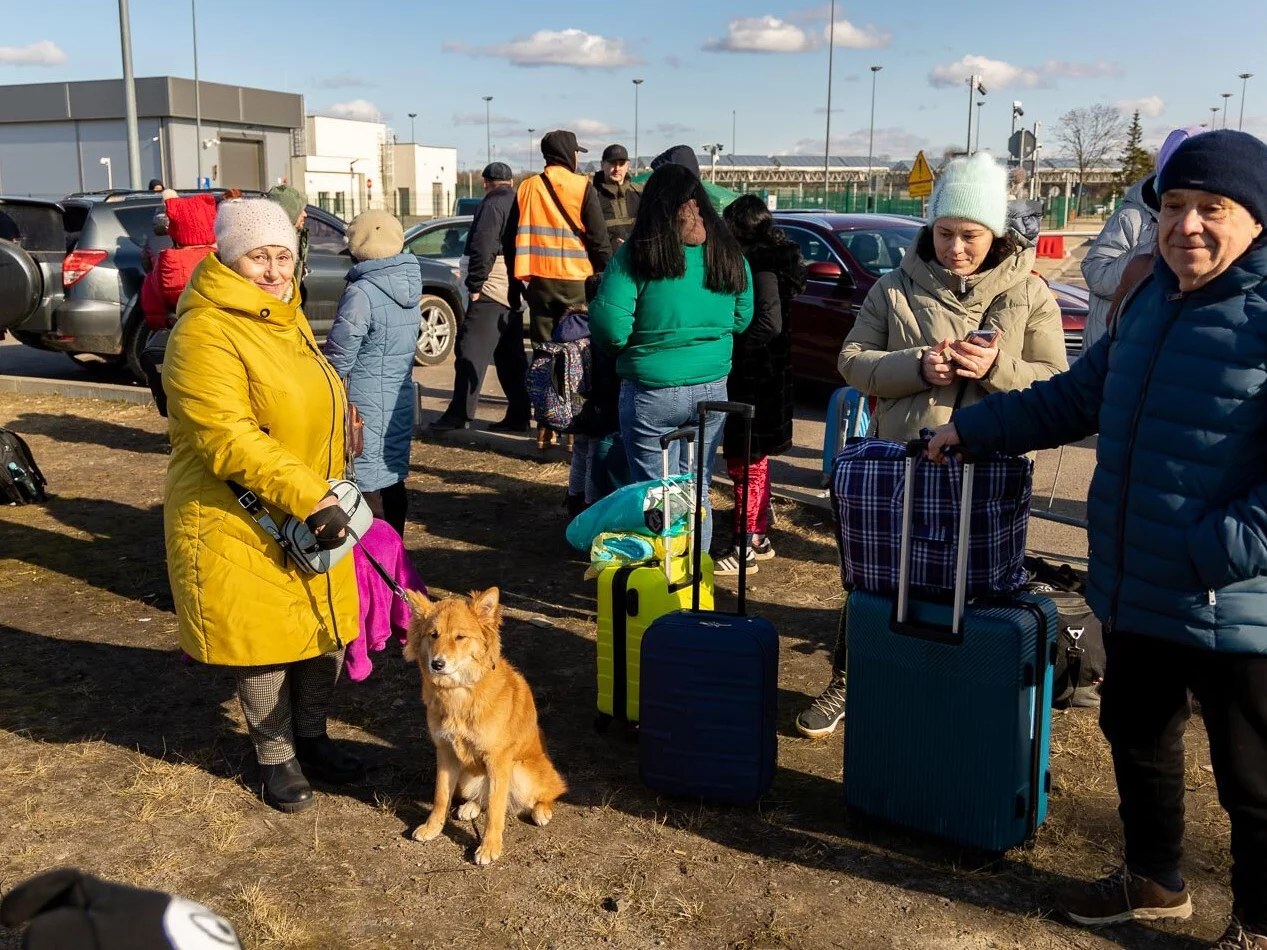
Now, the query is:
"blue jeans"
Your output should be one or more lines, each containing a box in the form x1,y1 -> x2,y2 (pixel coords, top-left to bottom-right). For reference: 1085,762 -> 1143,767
618,378 -> 728,552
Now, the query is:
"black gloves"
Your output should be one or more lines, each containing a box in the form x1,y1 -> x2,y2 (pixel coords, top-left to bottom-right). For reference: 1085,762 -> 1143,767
305,493 -> 350,549
0,867 -> 241,949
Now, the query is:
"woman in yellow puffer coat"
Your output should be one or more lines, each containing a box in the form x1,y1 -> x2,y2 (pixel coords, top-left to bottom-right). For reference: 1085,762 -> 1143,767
163,198 -> 362,813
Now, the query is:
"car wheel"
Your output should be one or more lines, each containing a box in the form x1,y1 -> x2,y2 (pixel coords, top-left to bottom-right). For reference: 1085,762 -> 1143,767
0,240 -> 43,332
414,295 -> 456,366
122,311 -> 149,383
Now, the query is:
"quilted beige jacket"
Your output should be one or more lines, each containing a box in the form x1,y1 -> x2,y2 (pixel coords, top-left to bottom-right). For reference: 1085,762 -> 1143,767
838,231 -> 1067,442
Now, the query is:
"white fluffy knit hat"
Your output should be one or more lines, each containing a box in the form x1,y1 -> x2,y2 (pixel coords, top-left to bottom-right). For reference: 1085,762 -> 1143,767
214,198 -> 298,266
928,153 -> 1009,237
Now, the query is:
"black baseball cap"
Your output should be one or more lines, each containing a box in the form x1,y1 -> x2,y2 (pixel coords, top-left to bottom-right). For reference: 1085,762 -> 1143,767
481,162 -> 513,181
602,144 -> 629,164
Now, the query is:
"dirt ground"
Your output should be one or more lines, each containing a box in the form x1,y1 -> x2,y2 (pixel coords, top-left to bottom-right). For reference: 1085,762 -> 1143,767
0,393 -> 1234,950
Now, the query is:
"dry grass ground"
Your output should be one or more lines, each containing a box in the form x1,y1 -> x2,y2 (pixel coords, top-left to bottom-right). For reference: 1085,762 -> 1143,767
0,393 -> 1233,949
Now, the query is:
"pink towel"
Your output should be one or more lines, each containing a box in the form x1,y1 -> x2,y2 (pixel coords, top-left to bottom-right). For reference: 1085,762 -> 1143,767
346,519 -> 426,682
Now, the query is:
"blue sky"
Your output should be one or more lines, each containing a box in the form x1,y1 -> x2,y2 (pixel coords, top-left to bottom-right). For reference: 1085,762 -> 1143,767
1,0 -> 1263,171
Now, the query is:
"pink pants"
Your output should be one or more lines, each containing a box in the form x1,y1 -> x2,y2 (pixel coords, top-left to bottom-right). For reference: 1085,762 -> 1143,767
726,455 -> 771,535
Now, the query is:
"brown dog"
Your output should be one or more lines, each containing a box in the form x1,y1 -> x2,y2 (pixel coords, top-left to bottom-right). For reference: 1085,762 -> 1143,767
403,587 -> 566,866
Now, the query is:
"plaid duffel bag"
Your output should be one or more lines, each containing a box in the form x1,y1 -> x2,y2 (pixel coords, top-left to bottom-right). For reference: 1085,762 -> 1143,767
829,438 -> 1032,598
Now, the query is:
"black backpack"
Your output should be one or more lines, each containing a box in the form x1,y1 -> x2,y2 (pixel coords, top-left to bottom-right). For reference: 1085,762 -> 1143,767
1023,556 -> 1105,708
0,428 -> 48,505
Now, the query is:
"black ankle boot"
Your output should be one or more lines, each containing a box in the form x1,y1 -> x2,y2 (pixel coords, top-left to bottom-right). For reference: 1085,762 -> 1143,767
295,733 -> 365,784
259,759 -> 314,813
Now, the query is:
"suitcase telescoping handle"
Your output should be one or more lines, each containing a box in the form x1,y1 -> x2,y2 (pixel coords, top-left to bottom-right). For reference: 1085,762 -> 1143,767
658,427 -> 696,586
896,439 -> 974,637
694,401 -> 756,615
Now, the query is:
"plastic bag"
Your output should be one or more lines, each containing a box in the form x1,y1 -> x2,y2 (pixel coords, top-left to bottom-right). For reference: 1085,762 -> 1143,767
565,473 -> 696,552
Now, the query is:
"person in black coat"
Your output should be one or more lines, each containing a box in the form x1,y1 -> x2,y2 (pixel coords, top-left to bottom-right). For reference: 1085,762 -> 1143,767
715,195 -> 806,574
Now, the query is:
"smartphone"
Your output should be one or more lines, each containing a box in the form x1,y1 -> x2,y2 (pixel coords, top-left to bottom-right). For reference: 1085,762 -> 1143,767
964,328 -> 998,345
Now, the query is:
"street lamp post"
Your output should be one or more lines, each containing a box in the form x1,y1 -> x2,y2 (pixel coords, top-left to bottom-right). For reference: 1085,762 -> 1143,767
1239,73 -> 1254,131
965,75 -> 986,154
481,96 -> 493,166
975,100 -> 985,154
408,113 -> 417,143
1028,120 -> 1042,199
865,65 -> 882,210
117,0 -> 141,189
527,128 -> 535,173
632,79 -> 643,170
99,157 -> 113,190
703,144 -> 724,184
823,0 -> 836,207
1211,106 -> 1221,129
192,0 -> 202,187
1222,93 -> 1234,128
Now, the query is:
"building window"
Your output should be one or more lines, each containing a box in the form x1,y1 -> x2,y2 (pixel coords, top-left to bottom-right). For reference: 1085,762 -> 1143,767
398,187 -> 411,216
334,192 -> 345,216
317,191 -> 330,213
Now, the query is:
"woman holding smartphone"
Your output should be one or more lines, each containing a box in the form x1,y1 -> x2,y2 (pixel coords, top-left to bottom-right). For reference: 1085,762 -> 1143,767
836,152 -> 1067,443
796,153 -> 1067,740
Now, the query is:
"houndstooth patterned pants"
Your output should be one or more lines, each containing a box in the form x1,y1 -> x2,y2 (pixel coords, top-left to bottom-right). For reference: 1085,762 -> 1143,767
233,649 -> 345,765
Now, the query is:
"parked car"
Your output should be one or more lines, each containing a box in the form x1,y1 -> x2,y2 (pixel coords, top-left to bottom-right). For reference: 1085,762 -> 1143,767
0,196 -> 89,342
773,212 -> 1090,386
6,192 -> 465,378
453,197 -> 481,216
404,215 -> 473,270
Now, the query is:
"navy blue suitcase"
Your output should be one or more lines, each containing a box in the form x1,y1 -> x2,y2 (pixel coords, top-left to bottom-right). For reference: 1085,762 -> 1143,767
841,444 -> 1056,851
639,401 -> 779,804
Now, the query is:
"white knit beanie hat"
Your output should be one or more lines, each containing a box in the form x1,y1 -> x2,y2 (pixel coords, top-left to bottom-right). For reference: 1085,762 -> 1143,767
928,153 -> 1009,237
214,198 -> 299,267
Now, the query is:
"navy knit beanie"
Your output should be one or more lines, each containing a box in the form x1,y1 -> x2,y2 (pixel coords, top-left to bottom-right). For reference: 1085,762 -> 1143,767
1156,129 -> 1267,226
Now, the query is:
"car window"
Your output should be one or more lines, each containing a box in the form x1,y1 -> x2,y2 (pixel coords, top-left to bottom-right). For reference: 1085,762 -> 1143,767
0,204 -> 66,252
112,206 -> 162,247
835,225 -> 919,278
305,214 -> 346,255
782,225 -> 840,267
408,224 -> 469,259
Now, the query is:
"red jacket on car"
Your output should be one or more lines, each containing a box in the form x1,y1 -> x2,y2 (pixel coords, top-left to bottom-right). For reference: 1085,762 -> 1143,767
141,194 -> 217,331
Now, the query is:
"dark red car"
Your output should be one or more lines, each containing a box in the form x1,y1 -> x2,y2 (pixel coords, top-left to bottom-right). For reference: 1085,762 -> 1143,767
773,212 -> 1089,386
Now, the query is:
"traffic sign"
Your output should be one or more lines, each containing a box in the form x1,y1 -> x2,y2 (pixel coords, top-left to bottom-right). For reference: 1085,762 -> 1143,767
908,150 -> 934,199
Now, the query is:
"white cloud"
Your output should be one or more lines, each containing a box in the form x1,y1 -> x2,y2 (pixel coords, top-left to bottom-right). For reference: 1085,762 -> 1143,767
567,119 -> 627,137
1116,96 -> 1166,118
928,54 -> 1123,90
704,16 -> 815,53
446,29 -> 640,68
321,99 -> 383,122
453,111 -> 520,126
929,55 -> 1042,89
824,15 -> 890,49
791,126 -> 930,157
0,40 -> 66,67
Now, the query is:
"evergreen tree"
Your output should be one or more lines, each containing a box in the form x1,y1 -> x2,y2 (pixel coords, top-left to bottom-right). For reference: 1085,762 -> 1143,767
1118,111 -> 1153,187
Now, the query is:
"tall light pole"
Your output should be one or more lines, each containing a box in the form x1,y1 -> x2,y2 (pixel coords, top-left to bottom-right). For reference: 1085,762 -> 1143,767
1239,73 -> 1254,131
975,100 -> 985,154
1028,120 -> 1042,199
1222,92 -> 1234,128
732,109 -> 736,155
632,79 -> 643,170
192,0 -> 202,187
99,156 -> 113,190
1211,106 -> 1221,129
527,128 -> 535,173
703,144 -> 724,183
865,65 -> 882,210
117,0 -> 141,189
823,0 -> 836,207
408,112 -> 417,143
481,96 -> 493,166
965,75 -> 986,154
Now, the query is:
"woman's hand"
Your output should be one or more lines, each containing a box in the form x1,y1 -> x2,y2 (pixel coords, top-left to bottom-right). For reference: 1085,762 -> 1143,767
306,492 -> 349,549
926,423 -> 962,463
922,340 -> 958,387
948,336 -> 1001,379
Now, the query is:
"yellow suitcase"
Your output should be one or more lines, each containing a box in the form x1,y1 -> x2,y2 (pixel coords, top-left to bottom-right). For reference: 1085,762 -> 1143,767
595,426 -> 714,728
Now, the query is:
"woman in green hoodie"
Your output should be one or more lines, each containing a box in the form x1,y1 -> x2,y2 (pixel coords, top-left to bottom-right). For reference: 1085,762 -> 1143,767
589,163 -> 753,552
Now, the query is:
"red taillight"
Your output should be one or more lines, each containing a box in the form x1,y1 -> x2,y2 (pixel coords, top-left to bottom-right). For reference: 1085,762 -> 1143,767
62,249 -> 107,288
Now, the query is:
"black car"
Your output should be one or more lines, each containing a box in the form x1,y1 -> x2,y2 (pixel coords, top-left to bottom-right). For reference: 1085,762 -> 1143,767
5,192 -> 465,379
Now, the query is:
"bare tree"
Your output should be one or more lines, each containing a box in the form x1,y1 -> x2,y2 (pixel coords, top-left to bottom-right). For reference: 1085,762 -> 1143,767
1055,105 -> 1128,213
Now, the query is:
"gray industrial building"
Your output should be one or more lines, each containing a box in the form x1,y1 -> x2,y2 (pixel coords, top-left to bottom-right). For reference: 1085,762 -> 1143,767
0,77 -> 303,199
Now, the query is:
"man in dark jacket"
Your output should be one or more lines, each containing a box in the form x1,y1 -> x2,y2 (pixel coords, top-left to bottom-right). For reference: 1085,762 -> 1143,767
592,144 -> 640,246
928,130 -> 1267,950
503,129 -> 610,344
431,162 -> 531,432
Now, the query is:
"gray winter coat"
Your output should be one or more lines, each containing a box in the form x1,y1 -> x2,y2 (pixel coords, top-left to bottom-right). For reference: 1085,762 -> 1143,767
1081,176 -> 1157,350
325,253 -> 423,494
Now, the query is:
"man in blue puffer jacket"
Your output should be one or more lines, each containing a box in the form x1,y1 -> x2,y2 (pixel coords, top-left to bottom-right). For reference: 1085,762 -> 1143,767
325,210 -> 423,537
929,130 -> 1267,950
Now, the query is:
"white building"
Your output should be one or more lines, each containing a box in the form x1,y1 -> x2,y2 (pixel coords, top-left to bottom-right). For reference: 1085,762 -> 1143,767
290,115 -> 388,220
393,143 -> 458,219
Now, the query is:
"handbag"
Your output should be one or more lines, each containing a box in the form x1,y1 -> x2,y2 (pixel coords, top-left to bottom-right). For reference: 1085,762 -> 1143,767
343,379 -> 364,459
227,478 -> 373,574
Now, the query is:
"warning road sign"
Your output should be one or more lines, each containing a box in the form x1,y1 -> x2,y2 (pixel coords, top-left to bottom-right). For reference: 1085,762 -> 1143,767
908,150 -> 934,199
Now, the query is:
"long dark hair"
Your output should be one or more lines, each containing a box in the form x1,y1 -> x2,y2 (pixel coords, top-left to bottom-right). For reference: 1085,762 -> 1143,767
724,193 -> 808,297
626,163 -> 748,296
